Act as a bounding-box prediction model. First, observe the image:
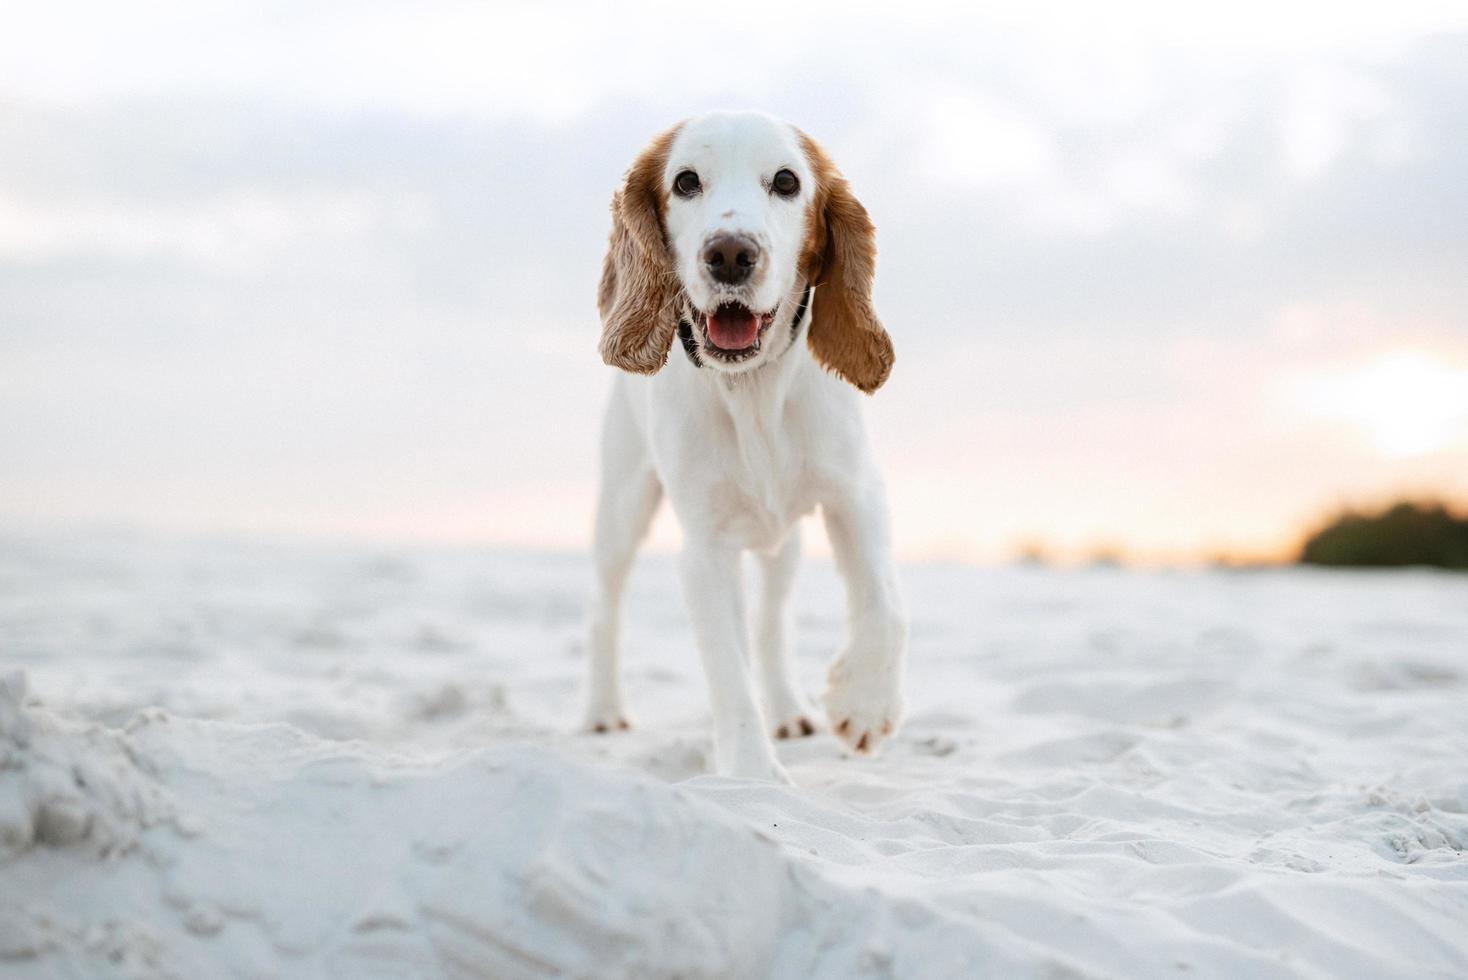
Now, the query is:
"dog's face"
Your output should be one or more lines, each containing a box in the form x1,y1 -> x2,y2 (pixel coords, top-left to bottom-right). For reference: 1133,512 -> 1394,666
598,111 -> 894,392
661,113 -> 811,372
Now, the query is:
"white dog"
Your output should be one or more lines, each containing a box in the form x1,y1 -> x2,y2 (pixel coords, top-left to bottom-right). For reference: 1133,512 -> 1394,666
587,110 -> 907,782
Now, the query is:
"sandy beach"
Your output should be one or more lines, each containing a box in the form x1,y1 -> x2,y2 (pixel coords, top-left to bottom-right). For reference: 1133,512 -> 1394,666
2,531 -> 1465,978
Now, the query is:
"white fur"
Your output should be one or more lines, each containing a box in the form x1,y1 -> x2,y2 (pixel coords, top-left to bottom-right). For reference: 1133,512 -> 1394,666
586,112 -> 907,783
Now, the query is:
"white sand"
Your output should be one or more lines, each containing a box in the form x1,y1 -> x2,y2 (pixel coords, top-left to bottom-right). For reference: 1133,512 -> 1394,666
1,531 -> 1465,978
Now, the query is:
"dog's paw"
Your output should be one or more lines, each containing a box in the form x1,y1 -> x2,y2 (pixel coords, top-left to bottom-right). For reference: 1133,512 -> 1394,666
823,658 -> 903,755
762,676 -> 819,741
771,712 -> 818,740
583,710 -> 631,734
715,737 -> 795,784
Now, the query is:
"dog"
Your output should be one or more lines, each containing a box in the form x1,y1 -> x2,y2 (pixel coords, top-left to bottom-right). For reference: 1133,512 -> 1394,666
587,110 -> 907,782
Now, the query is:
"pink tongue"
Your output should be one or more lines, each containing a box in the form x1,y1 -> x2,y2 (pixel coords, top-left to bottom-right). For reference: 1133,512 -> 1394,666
707,305 -> 760,350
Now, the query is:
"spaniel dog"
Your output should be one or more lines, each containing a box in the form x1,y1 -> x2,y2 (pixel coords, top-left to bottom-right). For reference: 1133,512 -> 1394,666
587,111 -> 907,782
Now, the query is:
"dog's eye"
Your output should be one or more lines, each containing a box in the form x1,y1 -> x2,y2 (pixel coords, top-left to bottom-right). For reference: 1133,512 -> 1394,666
673,170 -> 701,196
771,169 -> 799,197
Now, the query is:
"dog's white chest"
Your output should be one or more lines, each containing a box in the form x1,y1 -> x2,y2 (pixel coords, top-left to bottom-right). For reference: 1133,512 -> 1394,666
643,370 -> 818,552
708,424 -> 813,550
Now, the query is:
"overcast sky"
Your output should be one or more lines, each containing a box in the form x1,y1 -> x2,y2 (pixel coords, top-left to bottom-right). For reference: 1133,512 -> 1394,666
3,2 -> 1467,562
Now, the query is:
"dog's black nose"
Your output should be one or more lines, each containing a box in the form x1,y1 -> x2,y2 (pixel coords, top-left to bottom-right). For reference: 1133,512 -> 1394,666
702,234 -> 760,285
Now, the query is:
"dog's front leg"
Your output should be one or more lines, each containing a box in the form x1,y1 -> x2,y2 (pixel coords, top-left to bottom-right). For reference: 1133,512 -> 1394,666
822,481 -> 908,755
679,540 -> 790,783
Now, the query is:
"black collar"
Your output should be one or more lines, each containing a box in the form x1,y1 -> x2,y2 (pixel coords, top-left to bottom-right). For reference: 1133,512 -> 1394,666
677,284 -> 813,369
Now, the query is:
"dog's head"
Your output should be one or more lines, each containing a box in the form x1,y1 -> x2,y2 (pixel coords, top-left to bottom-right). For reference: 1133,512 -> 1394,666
597,111 -> 893,392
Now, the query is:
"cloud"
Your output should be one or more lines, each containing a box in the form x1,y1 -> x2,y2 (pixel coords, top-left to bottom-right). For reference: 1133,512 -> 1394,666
1279,64 -> 1394,180
0,189 -> 431,269
919,90 -> 1058,187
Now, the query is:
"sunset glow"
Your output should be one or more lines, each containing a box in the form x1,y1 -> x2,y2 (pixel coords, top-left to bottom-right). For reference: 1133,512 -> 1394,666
1297,351 -> 1468,457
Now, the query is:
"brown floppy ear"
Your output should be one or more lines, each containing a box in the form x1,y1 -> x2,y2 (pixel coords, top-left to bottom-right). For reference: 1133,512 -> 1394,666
797,131 -> 894,394
597,126 -> 683,375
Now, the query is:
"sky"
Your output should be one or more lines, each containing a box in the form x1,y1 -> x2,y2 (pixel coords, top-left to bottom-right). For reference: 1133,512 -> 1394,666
2,1 -> 1467,564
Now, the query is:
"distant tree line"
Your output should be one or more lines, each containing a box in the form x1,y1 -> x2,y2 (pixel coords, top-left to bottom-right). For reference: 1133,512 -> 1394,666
1299,501 -> 1468,570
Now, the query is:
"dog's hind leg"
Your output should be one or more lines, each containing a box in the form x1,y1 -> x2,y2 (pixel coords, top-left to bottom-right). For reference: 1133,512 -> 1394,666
584,389 -> 661,733
754,527 -> 818,739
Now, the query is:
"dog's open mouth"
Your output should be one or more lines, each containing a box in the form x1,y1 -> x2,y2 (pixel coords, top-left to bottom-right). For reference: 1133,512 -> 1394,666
698,301 -> 776,362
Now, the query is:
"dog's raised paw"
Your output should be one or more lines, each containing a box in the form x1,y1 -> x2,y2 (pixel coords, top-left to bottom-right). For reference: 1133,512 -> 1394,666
824,658 -> 903,756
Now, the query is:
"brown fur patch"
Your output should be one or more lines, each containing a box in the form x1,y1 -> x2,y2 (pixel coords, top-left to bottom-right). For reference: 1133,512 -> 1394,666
796,131 -> 895,394
597,125 -> 684,374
